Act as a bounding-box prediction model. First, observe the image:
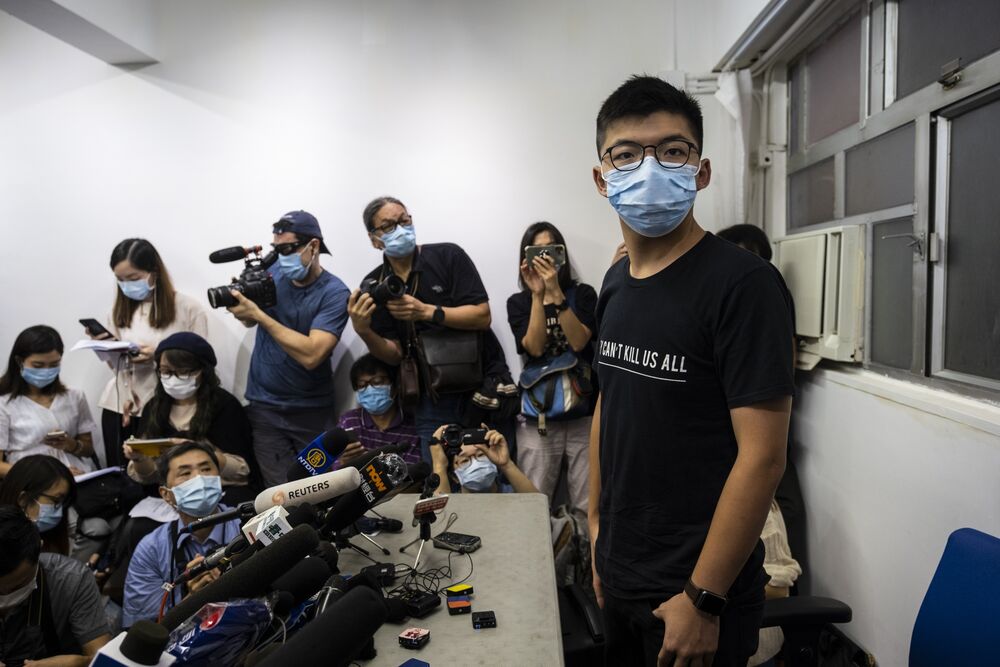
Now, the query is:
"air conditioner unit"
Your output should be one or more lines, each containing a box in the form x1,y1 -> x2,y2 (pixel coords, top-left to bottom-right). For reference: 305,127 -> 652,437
773,225 -> 865,369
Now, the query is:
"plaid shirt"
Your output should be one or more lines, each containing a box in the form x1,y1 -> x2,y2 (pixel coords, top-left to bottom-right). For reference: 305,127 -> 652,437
336,406 -> 422,465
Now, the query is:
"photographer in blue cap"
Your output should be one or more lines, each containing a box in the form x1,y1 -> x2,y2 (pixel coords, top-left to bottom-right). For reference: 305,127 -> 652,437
225,210 -> 350,487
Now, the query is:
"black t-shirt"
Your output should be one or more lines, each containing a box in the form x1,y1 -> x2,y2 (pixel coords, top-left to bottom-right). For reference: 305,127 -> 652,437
594,232 -> 794,600
365,243 -> 489,342
505,283 -> 598,367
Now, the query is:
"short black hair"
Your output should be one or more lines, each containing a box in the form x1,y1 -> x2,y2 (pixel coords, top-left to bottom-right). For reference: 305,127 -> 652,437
595,75 -> 704,155
350,354 -> 397,390
157,441 -> 220,487
717,224 -> 773,261
362,196 -> 405,232
0,505 -> 41,576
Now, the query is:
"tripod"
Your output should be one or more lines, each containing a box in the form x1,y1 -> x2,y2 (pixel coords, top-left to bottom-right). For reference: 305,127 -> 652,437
399,473 -> 440,570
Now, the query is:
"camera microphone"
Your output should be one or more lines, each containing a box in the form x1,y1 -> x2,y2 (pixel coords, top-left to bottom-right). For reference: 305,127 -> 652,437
209,245 -> 261,264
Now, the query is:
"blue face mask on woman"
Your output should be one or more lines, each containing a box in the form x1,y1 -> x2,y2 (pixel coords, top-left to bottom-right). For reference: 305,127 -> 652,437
278,247 -> 311,281
604,158 -> 699,238
455,455 -> 498,492
21,366 -> 60,389
381,224 -> 417,258
35,503 -> 63,532
357,385 -> 394,416
118,277 -> 153,301
170,475 -> 223,518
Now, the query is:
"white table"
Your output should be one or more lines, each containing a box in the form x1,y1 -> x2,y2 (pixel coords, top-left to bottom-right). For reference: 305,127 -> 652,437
337,492 -> 564,666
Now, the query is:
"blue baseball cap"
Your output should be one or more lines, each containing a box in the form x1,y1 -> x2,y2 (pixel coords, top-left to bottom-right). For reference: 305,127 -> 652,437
273,210 -> 331,254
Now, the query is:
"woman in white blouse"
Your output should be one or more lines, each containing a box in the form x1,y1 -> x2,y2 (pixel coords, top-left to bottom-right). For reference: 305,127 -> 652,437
0,325 -> 98,477
92,238 -> 208,468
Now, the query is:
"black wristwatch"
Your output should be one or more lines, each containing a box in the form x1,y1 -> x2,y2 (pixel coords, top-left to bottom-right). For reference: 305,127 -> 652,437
432,305 -> 445,324
552,300 -> 569,314
684,578 -> 727,616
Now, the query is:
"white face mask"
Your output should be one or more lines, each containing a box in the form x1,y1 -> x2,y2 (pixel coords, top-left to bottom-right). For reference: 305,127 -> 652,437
161,374 -> 199,400
0,566 -> 38,610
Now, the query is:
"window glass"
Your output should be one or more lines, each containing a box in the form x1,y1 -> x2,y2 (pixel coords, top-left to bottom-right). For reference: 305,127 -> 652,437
871,218 -> 914,369
845,123 -> 915,216
788,158 -> 835,229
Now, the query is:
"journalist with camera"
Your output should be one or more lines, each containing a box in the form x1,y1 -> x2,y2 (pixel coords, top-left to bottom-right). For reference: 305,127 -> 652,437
223,210 -> 350,487
427,424 -> 537,494
348,196 -> 492,462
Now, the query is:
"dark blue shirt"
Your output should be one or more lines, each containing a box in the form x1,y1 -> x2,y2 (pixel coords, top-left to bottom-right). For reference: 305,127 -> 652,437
246,265 -> 350,409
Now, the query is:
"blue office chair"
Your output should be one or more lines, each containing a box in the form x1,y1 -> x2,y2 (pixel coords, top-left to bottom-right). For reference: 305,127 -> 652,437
909,527 -> 1000,666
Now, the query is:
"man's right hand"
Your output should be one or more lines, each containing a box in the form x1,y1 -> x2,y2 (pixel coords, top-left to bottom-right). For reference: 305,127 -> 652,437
184,555 -> 219,593
348,289 -> 377,335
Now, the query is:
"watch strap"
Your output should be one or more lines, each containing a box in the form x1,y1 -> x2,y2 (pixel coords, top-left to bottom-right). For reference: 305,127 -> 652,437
684,578 -> 727,616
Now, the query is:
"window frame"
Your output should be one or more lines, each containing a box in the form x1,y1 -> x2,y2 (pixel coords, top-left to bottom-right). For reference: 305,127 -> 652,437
769,0 -> 1000,398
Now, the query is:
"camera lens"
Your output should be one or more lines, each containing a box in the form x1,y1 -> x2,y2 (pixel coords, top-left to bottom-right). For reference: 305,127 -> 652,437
207,285 -> 238,309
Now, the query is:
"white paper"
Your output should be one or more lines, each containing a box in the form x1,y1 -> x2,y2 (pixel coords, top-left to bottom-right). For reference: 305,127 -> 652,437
71,339 -> 139,363
73,466 -> 120,483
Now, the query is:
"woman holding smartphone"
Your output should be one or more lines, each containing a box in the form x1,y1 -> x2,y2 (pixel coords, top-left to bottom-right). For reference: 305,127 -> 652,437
0,325 -> 98,477
506,222 -> 597,531
92,238 -> 208,467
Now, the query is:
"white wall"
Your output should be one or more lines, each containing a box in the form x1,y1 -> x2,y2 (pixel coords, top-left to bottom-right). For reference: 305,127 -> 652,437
0,0 -> 747,433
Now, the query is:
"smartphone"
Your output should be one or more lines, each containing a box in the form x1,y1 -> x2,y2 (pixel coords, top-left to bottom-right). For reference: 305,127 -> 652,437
124,437 -> 177,457
413,495 -> 448,517
433,531 -> 482,553
79,318 -> 116,340
525,244 -> 567,270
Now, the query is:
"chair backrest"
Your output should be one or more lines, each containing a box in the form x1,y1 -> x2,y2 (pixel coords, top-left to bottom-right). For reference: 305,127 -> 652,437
909,527 -> 1000,667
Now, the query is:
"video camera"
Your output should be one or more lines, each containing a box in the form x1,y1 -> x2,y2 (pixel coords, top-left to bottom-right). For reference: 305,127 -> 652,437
359,275 -> 405,306
438,425 -> 488,458
207,245 -> 278,309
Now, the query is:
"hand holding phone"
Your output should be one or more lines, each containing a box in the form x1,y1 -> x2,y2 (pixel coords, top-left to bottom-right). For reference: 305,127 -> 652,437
79,318 -> 116,341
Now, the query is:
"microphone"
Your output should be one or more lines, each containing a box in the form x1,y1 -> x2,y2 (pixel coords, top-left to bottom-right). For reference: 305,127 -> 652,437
253,467 -> 361,514
208,245 -> 261,264
256,586 -> 388,667
90,621 -> 175,666
179,502 -> 255,535
285,428 -> 355,481
160,524 -> 319,631
322,454 -> 406,535
270,555 -> 331,608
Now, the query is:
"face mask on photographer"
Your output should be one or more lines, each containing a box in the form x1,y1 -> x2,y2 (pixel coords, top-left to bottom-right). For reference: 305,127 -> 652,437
0,567 -> 38,610
357,384 -> 394,416
20,366 -> 60,389
118,276 -> 154,301
454,455 -> 498,492
169,475 -> 222,518
278,242 -> 315,281
381,224 -> 417,258
161,373 -> 199,401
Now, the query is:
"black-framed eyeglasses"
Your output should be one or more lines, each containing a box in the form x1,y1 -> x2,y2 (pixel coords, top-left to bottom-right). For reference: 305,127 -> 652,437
355,376 -> 391,390
371,215 -> 413,237
270,240 -> 308,256
601,138 -> 700,172
158,368 -> 200,381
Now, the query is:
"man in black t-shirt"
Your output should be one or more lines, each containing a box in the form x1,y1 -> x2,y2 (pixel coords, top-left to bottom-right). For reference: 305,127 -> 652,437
347,196 -> 493,462
588,76 -> 794,666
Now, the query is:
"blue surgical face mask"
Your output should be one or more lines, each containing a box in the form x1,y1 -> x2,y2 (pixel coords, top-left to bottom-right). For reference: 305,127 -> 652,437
381,224 -> 416,258
34,503 -> 63,532
357,385 -> 394,416
454,455 -> 498,492
278,246 -> 311,281
603,158 -> 699,237
118,277 -> 153,301
21,366 -> 60,389
170,475 -> 223,518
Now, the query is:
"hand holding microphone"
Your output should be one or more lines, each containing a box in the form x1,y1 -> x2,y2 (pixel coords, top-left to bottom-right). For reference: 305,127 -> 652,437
184,555 -> 220,593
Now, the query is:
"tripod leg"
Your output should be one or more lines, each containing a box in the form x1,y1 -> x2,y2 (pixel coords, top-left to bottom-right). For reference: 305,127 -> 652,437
413,539 -> 427,570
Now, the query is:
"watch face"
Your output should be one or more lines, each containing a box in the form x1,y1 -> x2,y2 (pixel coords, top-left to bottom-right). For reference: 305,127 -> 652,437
696,591 -> 727,615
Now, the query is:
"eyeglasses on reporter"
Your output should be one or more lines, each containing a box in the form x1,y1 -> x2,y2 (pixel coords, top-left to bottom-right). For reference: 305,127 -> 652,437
601,138 -> 700,172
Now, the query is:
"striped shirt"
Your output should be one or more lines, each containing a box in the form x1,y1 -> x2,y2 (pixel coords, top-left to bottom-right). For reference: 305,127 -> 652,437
336,406 -> 421,465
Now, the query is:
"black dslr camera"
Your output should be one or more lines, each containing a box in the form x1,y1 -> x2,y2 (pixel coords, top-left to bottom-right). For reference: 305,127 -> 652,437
438,425 -> 489,457
206,245 -> 278,309
360,275 -> 406,306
